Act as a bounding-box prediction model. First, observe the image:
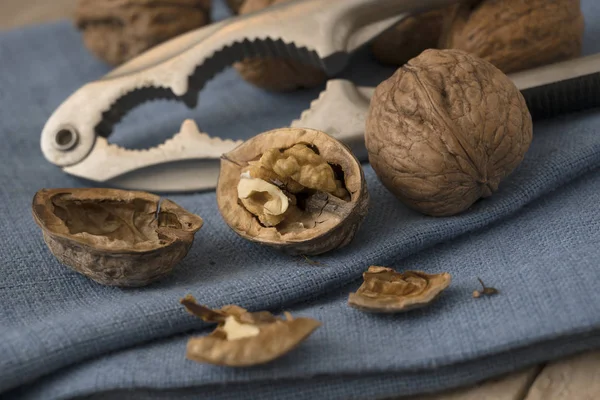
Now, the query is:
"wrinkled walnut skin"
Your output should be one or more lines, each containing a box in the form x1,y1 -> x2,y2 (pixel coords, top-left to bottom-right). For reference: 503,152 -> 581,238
217,128 -> 369,256
439,0 -> 584,74
32,188 -> 203,287
371,9 -> 446,66
365,49 -> 533,217
233,0 -> 326,92
75,0 -> 211,66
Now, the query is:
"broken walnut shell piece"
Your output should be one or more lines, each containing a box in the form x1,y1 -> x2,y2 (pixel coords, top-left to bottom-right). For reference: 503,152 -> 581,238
180,295 -> 321,367
32,188 -> 203,287
348,266 -> 452,313
217,127 -> 369,256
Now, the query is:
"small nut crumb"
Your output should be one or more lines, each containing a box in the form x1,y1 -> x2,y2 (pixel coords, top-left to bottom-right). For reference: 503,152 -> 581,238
348,266 -> 452,313
180,295 -> 321,367
473,277 -> 499,298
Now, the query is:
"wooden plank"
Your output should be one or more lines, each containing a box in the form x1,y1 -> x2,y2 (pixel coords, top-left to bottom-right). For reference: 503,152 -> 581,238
524,350 -> 600,400
398,367 -> 540,400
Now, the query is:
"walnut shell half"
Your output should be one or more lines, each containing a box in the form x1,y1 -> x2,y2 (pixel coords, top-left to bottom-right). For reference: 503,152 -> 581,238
32,188 -> 203,287
348,266 -> 452,313
365,49 -> 533,217
439,0 -> 584,74
217,128 -> 369,256
74,0 -> 212,66
371,9 -> 446,66
233,0 -> 327,91
181,295 -> 321,367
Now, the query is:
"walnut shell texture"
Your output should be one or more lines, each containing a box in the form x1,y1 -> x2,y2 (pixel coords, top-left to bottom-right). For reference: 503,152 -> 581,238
439,0 -> 584,74
217,128 -> 369,255
348,266 -> 452,313
74,0 -> 211,66
181,296 -> 321,367
371,9 -> 446,66
365,49 -> 533,217
32,188 -> 203,287
233,0 -> 326,91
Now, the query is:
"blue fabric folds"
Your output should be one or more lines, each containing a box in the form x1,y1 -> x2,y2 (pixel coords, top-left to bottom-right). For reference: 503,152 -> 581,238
1,1 -> 600,399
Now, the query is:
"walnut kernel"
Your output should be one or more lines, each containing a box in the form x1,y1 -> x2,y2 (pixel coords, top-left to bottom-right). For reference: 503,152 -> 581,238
217,128 -> 368,255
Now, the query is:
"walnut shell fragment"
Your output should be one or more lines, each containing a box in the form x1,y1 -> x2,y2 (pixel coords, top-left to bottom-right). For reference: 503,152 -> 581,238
233,0 -> 327,91
74,0 -> 212,66
365,49 -> 533,217
181,295 -> 321,367
217,128 -> 369,255
348,266 -> 452,313
32,188 -> 203,287
438,0 -> 584,74
371,9 -> 446,66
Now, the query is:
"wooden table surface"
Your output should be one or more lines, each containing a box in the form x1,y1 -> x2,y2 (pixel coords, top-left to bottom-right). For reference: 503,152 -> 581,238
1,1 -> 598,399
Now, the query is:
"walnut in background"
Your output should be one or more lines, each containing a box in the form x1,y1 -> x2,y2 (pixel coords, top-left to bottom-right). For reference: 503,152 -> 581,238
233,0 -> 326,92
75,0 -> 211,66
225,0 -> 245,14
371,0 -> 584,74
439,0 -> 584,74
370,9 -> 446,66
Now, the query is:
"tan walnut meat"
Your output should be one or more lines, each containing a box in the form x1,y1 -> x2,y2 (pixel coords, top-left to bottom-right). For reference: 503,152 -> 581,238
371,8 -> 446,66
180,295 -> 321,367
365,49 -> 533,217
233,0 -> 327,91
439,0 -> 584,74
217,128 -> 368,255
32,188 -> 203,287
74,0 -> 212,66
348,266 -> 452,313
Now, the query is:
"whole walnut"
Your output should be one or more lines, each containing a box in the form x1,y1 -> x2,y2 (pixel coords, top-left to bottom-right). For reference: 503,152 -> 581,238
439,0 -> 584,74
365,49 -> 533,217
233,0 -> 326,92
75,0 -> 211,66
371,9 -> 446,66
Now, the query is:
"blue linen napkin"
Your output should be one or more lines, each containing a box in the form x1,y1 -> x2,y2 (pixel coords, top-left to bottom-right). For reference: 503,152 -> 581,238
1,1 -> 600,399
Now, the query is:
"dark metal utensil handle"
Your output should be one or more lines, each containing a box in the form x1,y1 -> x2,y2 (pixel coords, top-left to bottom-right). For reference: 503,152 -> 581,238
510,53 -> 600,120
